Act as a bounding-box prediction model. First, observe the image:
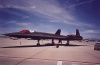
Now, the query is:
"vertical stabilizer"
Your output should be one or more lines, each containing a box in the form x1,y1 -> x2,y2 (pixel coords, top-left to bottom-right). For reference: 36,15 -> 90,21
76,29 -> 80,36
55,29 -> 61,35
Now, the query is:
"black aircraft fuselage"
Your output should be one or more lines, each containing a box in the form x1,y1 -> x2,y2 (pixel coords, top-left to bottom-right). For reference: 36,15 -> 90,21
3,29 -> 83,46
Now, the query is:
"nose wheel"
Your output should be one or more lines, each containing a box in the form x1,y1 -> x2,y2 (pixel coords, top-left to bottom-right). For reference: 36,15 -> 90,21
66,40 -> 69,46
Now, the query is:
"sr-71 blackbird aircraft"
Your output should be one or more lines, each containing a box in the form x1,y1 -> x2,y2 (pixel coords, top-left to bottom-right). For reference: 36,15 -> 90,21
3,29 -> 83,46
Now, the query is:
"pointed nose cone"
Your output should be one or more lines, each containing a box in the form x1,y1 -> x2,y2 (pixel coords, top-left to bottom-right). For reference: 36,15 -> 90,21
2,33 -> 10,36
2,34 -> 6,35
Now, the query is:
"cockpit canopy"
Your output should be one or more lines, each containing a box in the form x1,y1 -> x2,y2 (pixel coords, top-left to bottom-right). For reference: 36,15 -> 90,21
20,30 -> 35,33
20,30 -> 30,33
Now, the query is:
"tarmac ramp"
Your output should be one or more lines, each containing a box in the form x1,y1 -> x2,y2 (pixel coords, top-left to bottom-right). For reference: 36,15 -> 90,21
0,38 -> 100,65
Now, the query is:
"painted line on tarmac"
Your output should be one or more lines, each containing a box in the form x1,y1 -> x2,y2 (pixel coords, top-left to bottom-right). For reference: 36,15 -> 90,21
71,62 -> 80,65
0,54 -> 9,56
57,61 -> 62,65
95,64 -> 100,65
0,55 -> 100,65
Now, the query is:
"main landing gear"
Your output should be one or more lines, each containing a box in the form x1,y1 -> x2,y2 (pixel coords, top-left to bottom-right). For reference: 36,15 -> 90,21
66,40 -> 69,46
52,39 -> 55,45
58,40 -> 62,44
36,39 -> 55,46
37,40 -> 40,46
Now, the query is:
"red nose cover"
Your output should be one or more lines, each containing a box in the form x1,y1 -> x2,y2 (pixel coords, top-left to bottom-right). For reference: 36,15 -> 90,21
20,30 -> 28,33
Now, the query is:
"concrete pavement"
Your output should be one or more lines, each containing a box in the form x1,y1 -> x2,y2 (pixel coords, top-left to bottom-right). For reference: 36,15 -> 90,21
0,38 -> 100,65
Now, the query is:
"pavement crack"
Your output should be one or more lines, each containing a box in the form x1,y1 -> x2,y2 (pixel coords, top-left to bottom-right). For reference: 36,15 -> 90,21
15,48 -> 49,65
31,48 -> 49,58
79,47 -> 100,59
85,51 -> 100,59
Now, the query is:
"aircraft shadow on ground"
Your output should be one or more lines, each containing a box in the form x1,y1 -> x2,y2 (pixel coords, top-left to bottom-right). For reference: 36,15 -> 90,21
1,43 -> 87,48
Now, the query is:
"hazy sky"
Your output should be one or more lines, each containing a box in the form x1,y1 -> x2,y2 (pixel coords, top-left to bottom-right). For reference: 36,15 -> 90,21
0,0 -> 100,39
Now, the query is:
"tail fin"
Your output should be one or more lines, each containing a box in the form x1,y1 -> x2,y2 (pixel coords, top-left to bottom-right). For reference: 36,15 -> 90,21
76,29 -> 80,36
55,29 -> 61,35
